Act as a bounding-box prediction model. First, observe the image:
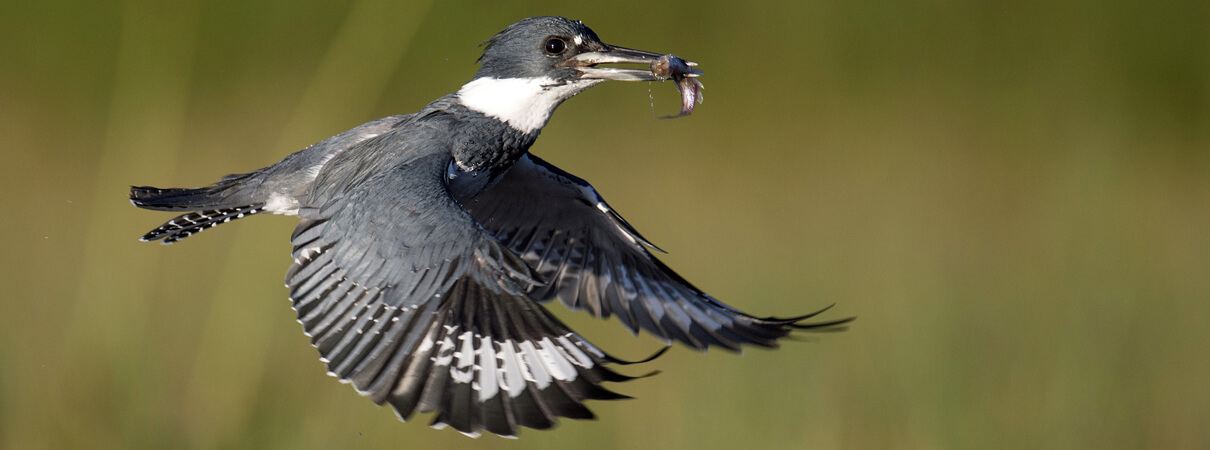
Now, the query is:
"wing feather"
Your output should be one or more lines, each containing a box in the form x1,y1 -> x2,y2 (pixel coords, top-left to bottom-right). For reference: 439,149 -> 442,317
456,154 -> 852,351
286,151 -> 640,437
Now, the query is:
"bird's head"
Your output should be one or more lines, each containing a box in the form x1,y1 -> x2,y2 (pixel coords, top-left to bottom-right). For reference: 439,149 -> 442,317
474,16 -> 668,82
457,16 -> 685,133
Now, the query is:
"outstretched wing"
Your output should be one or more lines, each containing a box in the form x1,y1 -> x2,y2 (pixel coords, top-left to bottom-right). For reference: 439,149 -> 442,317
457,154 -> 852,352
287,151 -> 636,437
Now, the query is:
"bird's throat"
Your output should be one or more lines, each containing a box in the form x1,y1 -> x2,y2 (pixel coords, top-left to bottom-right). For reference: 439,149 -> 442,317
456,77 -> 603,134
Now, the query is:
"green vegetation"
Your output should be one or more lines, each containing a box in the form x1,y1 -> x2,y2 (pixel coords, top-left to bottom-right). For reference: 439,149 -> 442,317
1,1 -> 1206,448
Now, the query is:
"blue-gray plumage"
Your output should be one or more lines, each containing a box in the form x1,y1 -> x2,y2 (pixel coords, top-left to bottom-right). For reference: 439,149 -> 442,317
131,16 -> 851,437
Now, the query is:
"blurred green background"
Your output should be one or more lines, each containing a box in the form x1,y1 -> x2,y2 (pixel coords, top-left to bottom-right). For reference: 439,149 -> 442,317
2,0 -> 1207,448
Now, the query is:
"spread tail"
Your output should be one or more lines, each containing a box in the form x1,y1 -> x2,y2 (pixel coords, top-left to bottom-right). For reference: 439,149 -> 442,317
131,185 -> 264,244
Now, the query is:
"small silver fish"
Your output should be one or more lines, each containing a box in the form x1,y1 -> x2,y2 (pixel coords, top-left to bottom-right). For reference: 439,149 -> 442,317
651,54 -> 704,118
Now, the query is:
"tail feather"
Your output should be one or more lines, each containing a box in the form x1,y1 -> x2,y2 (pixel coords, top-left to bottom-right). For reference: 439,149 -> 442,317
140,205 -> 265,244
132,182 -> 266,244
131,185 -> 237,211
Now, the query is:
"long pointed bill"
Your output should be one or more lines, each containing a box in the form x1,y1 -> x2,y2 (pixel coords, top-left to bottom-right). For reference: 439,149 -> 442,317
560,46 -> 702,82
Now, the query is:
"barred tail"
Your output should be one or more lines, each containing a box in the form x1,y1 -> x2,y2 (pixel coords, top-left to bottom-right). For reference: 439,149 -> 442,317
131,183 -> 266,244
139,205 -> 265,244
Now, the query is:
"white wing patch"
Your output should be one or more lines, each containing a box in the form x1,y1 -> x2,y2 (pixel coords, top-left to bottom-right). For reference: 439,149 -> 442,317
474,335 -> 499,401
495,341 -> 526,397
428,325 -> 595,401
518,340 -> 553,389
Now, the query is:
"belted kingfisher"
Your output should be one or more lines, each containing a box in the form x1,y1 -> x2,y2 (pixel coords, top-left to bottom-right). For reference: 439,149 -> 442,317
131,16 -> 851,437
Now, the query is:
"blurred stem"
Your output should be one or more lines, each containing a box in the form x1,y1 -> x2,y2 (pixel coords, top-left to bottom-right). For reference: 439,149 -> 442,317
180,0 -> 434,447
67,0 -> 201,446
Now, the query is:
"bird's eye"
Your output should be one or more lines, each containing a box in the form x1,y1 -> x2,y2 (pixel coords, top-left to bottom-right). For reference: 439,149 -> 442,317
544,38 -> 567,55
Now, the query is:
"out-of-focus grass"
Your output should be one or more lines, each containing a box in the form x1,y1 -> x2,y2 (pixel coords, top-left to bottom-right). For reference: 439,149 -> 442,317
1,1 -> 1207,449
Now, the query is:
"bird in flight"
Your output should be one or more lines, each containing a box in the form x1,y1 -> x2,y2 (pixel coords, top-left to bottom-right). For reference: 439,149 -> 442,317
131,16 -> 851,438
